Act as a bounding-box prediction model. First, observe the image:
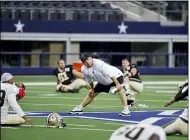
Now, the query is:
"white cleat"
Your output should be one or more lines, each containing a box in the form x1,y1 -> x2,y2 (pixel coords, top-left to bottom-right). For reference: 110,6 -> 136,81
69,106 -> 83,114
119,109 -> 130,116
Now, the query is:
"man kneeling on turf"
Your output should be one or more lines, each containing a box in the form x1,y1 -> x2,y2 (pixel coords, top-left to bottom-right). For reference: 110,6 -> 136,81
164,79 -> 188,136
1,73 -> 33,126
53,59 -> 90,93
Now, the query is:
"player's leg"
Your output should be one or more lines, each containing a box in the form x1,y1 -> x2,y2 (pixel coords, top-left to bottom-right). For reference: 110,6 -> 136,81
164,118 -> 188,136
69,83 -> 109,114
56,84 -> 74,93
176,118 -> 188,136
69,79 -> 91,91
2,115 -> 26,126
128,81 -> 143,95
116,77 -> 130,116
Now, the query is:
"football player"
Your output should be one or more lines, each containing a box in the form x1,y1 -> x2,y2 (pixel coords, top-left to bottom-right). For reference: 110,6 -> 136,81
110,58 -> 143,106
164,79 -> 188,136
109,124 -> 166,140
53,59 -> 90,93
69,53 -> 130,116
1,73 -> 33,126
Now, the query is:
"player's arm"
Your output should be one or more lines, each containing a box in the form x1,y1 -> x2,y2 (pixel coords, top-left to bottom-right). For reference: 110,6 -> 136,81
165,86 -> 188,107
72,69 -> 85,79
53,69 -> 60,85
7,94 -> 33,125
127,68 -> 137,77
56,78 -> 60,85
124,65 -> 137,77
81,67 -> 94,91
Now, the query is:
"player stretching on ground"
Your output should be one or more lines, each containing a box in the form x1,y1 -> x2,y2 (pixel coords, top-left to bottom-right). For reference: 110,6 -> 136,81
69,53 -> 130,116
164,79 -> 188,136
53,59 -> 90,93
1,73 -> 33,126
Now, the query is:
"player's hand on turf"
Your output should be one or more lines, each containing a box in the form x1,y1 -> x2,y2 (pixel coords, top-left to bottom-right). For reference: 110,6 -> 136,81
26,119 -> 33,125
116,83 -> 122,91
164,100 -> 172,107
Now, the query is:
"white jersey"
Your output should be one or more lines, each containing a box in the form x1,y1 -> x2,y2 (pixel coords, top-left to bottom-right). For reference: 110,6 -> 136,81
1,83 -> 25,124
180,108 -> 188,121
109,124 -> 166,140
81,59 -> 123,85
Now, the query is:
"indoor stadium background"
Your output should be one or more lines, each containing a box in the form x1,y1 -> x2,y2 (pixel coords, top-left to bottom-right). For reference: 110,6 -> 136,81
0,0 -> 188,140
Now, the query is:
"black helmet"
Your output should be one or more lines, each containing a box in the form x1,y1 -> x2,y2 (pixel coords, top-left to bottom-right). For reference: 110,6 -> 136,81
80,53 -> 91,62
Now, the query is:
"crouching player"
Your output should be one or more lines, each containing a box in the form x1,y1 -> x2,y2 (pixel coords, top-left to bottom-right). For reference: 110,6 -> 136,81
1,73 -> 33,126
164,79 -> 188,136
110,58 -> 143,106
53,59 -> 90,93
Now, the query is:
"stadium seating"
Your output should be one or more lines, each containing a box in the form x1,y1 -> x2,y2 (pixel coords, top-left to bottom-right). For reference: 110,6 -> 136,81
0,1 -> 124,21
139,1 -> 188,21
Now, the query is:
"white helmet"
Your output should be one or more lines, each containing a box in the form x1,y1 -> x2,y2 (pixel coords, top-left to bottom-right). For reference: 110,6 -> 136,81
109,124 -> 166,140
46,113 -> 66,128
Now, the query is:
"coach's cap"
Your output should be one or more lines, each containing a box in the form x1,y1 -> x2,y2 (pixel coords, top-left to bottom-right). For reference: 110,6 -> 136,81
1,73 -> 13,82
80,53 -> 91,63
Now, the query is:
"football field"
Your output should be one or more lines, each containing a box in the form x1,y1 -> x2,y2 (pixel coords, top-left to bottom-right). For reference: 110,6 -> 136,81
1,75 -> 188,140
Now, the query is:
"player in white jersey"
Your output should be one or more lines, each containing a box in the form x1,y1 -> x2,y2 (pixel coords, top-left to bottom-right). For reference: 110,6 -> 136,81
69,53 -> 130,116
1,73 -> 33,126
109,124 -> 166,140
164,79 -> 188,136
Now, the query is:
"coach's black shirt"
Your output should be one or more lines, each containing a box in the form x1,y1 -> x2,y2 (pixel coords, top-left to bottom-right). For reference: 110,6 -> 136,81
122,64 -> 141,83
53,65 -> 75,85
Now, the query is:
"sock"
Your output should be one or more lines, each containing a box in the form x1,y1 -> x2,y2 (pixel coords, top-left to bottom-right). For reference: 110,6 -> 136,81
79,105 -> 83,110
124,106 -> 129,110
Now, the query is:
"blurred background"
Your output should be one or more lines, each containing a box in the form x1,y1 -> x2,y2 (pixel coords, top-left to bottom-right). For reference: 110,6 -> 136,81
0,0 -> 188,75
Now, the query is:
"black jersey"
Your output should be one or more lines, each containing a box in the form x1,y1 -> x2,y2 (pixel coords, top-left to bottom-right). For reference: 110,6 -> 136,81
53,65 -> 75,85
122,64 -> 141,83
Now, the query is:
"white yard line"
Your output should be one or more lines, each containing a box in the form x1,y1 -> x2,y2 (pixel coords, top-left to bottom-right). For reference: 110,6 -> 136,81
20,124 -> 114,132
19,103 -> 186,109
26,96 -> 174,101
104,122 -> 126,126
155,90 -> 176,93
1,127 -> 19,129
145,86 -> 176,89
23,81 -> 182,86
68,124 -> 95,127
66,127 -> 114,132
140,117 -> 163,124
158,110 -> 181,115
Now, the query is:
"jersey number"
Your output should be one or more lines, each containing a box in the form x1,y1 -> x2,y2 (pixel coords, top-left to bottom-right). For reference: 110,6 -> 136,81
58,72 -> 69,82
116,127 -> 145,140
0,90 -> 6,107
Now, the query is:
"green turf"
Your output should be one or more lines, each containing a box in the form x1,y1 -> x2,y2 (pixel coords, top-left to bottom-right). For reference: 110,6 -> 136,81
1,75 -> 188,140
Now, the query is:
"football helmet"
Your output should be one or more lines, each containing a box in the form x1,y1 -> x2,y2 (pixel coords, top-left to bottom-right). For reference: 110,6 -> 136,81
46,113 -> 66,128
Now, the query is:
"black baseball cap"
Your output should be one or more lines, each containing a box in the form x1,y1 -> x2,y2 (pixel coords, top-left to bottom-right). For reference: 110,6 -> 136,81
80,53 -> 91,63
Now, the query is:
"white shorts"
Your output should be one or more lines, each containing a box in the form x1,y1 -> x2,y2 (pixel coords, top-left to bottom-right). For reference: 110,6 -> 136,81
1,114 -> 25,126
